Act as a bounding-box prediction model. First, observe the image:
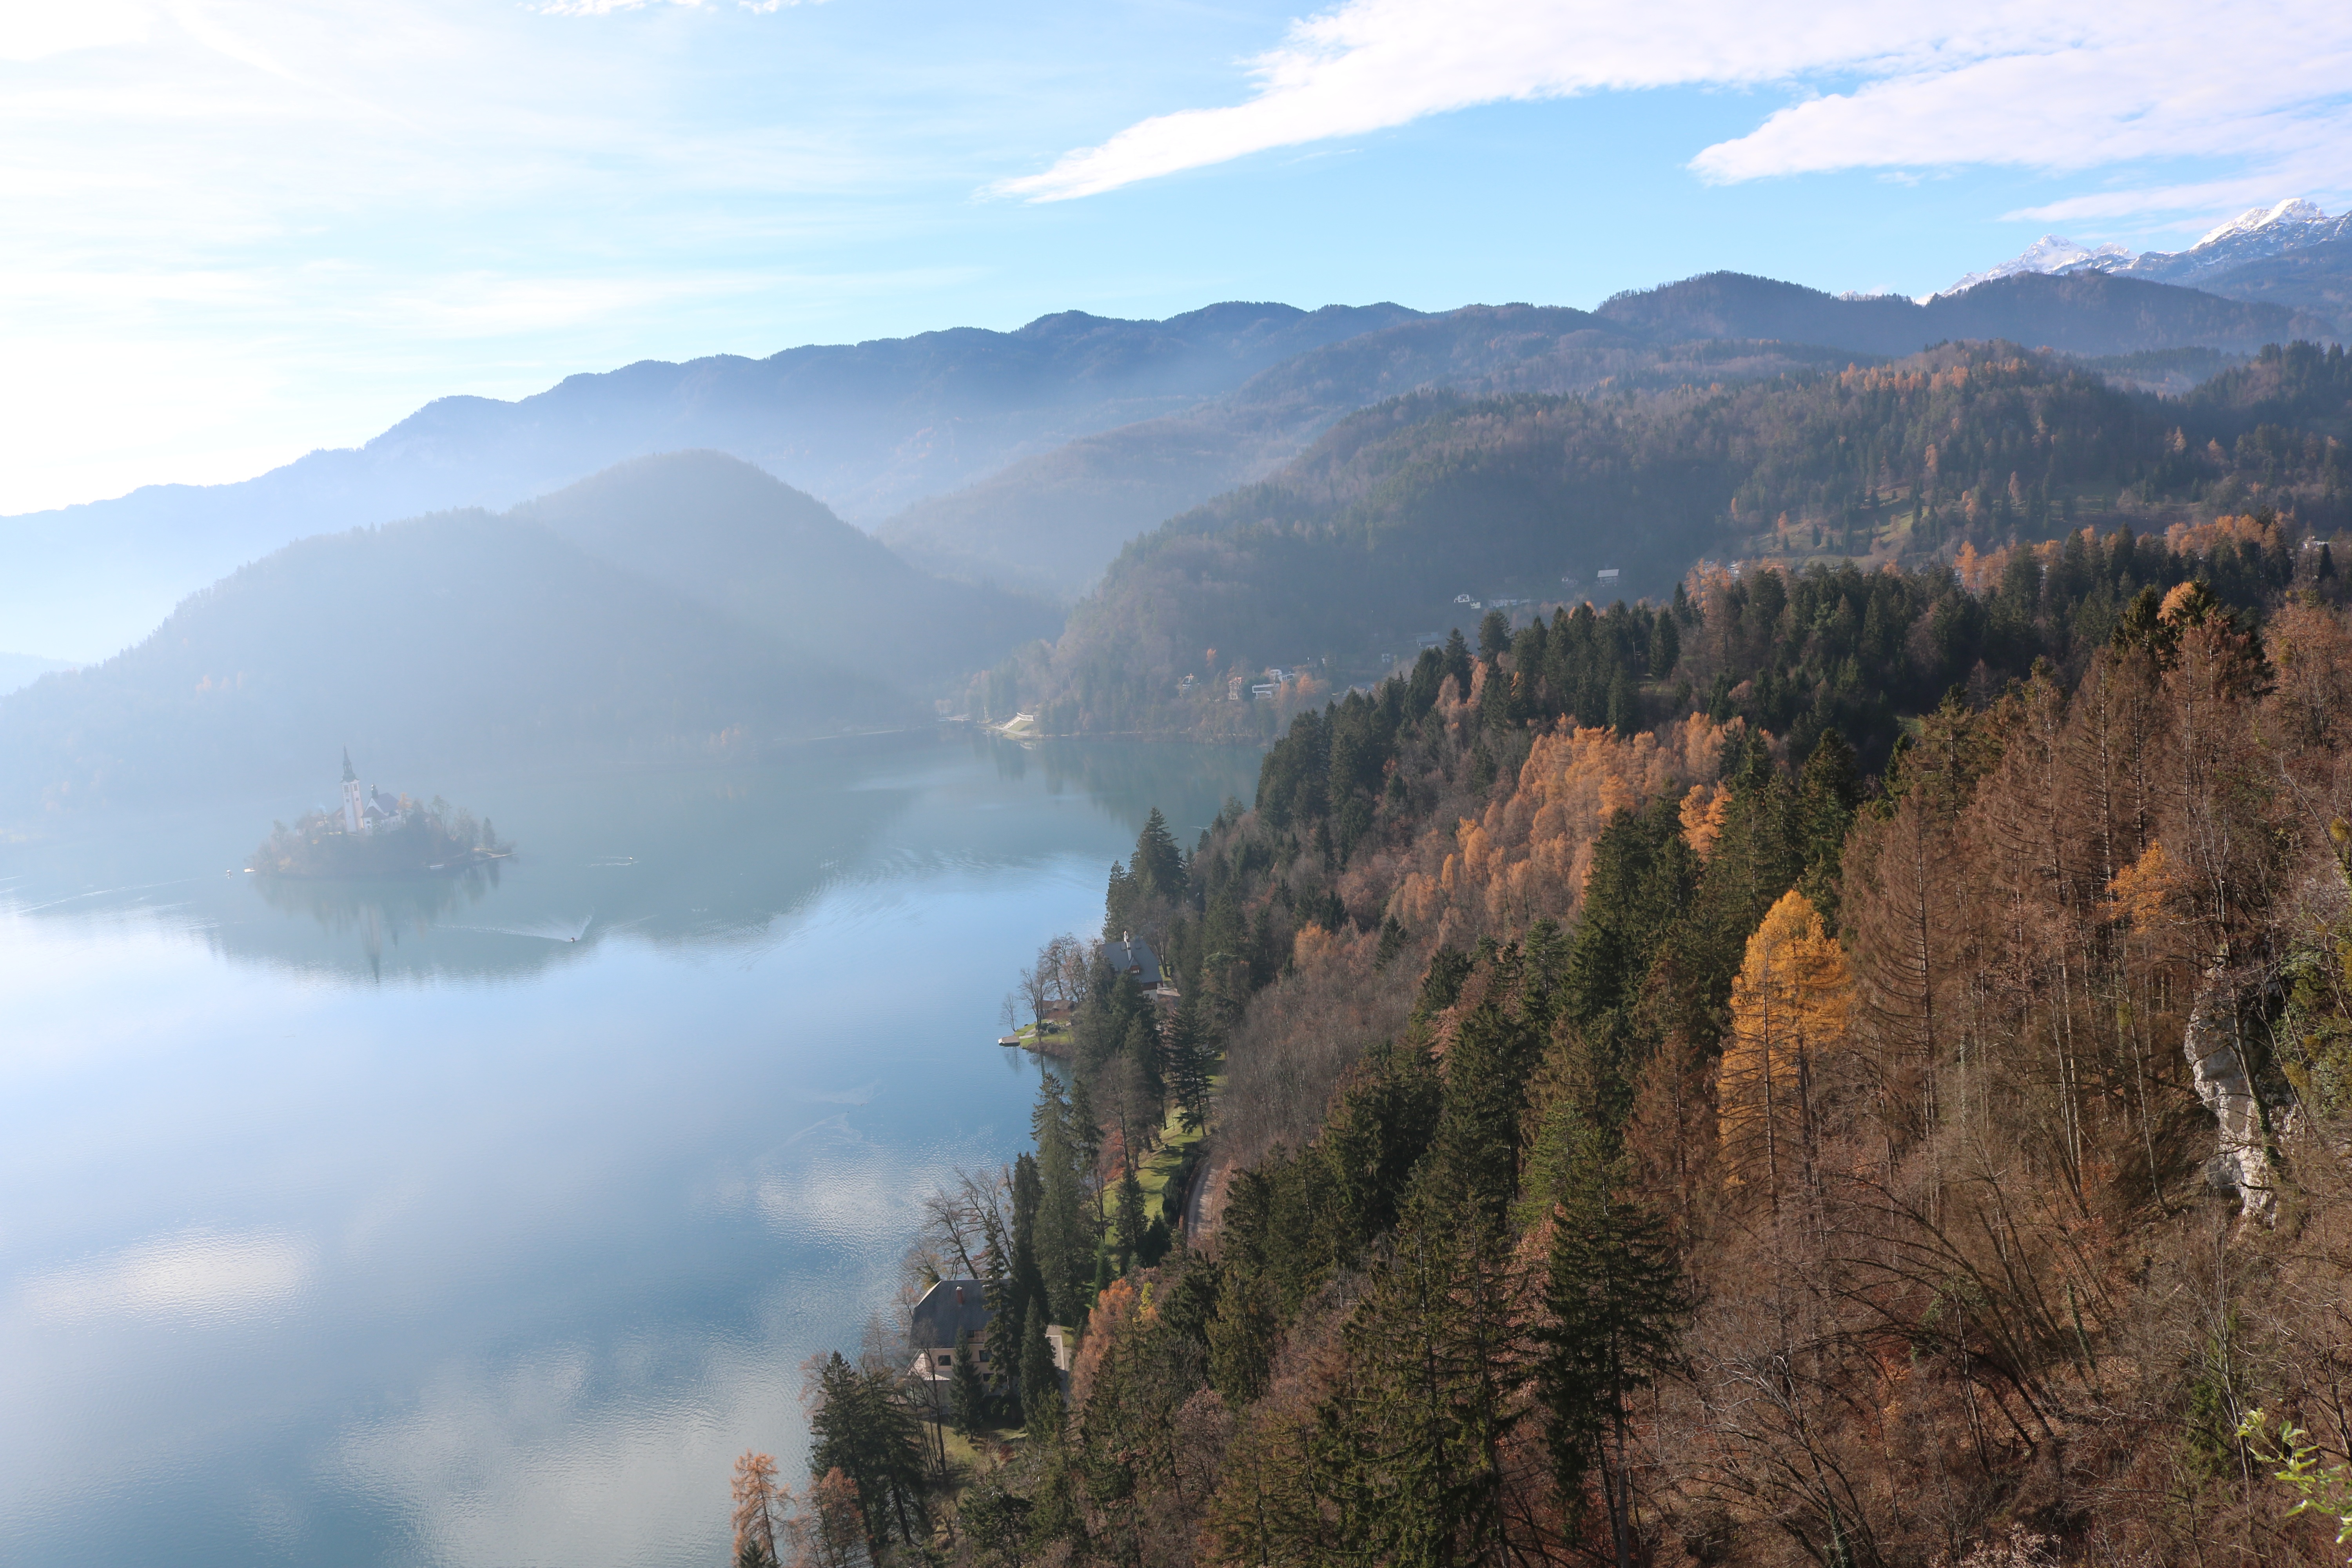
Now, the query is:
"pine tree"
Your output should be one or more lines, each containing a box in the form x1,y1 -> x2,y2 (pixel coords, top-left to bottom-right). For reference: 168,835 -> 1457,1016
806,1353 -> 928,1546
1539,1146 -> 1684,1568
952,1326 -> 989,1437
1115,1169 -> 1147,1270
1131,806 -> 1186,903
1164,991 -> 1213,1133
1324,1203 -> 1527,1567
1021,1302 -> 1064,1437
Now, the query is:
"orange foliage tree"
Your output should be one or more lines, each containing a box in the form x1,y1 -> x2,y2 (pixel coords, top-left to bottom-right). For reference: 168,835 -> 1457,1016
1716,889 -> 1852,1206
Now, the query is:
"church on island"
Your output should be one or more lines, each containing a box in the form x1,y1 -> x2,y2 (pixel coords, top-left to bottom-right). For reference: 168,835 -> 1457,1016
247,753 -> 505,879
338,749 -> 411,836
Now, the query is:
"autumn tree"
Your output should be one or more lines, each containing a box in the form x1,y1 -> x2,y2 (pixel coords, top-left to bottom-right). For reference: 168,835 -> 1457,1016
1715,889 -> 1852,1207
731,1451 -> 788,1568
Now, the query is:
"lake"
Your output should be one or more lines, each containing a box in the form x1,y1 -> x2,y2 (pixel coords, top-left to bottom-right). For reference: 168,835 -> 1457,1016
0,733 -> 1259,1568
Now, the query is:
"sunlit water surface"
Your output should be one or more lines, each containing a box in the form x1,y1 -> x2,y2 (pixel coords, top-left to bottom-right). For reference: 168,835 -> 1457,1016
0,734 -> 1258,1568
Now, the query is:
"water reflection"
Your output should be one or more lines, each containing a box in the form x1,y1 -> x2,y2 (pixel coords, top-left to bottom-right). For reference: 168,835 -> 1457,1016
3,732 -> 1260,986
0,733 -> 1263,1568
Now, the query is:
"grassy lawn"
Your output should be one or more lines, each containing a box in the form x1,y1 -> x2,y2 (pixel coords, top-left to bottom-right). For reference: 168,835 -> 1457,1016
1111,1059 -> 1227,1227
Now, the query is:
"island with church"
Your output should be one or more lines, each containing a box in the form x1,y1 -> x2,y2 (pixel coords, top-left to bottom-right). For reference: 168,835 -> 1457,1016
249,751 -> 511,878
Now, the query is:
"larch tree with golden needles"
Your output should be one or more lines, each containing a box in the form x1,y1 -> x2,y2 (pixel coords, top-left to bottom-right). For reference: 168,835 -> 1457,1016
731,1451 -> 788,1568
1717,890 -> 1852,1207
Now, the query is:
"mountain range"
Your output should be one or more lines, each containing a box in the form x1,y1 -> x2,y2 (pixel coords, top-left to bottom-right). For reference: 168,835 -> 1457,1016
0,453 -> 1038,811
0,303 -> 1414,662
1945,198 -> 2352,329
7,265 -> 2332,659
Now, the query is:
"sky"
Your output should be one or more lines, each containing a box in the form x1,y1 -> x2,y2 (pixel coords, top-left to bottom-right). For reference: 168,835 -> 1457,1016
3,0 -> 2349,517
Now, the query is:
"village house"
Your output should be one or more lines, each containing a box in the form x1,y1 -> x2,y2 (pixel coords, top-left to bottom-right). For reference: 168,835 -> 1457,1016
906,1278 -> 1074,1405
907,1278 -> 993,1390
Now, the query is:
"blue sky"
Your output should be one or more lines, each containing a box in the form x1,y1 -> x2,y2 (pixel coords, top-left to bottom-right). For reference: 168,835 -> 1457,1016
4,0 -> 2348,514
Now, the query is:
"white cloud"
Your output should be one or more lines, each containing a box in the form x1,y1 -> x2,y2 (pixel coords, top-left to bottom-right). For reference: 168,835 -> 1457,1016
0,0 -> 151,62
995,0 -> 2352,215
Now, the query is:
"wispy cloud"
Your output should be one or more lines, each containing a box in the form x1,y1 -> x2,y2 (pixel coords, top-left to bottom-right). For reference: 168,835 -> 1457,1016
995,0 -> 2352,216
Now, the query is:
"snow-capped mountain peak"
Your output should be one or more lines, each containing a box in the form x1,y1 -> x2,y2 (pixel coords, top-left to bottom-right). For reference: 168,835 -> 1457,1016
1942,235 -> 2136,296
2199,197 -> 2328,247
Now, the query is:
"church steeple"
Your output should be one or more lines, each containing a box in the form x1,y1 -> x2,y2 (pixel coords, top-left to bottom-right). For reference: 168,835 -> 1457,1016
341,749 -> 365,834
342,747 -> 356,784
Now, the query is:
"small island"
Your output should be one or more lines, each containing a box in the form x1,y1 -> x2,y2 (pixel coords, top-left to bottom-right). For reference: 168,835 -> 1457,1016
250,751 -> 510,878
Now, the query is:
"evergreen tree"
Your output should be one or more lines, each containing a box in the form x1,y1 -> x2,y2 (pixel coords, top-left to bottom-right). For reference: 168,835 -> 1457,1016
1164,991 -> 1213,1133
1103,860 -> 1137,941
1538,1147 -> 1684,1568
806,1352 -> 928,1546
1442,628 -> 1474,698
1479,608 -> 1514,661
1795,728 -> 1862,929
1131,806 -> 1187,904
1021,1302 -> 1064,1437
1115,1169 -> 1147,1270
1031,1080 -> 1095,1324
1322,1204 -> 1527,1567
952,1326 -> 989,1437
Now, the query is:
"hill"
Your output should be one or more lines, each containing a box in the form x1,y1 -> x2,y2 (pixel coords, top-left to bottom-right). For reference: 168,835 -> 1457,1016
0,302 -> 1416,662
878,308 -> 1855,599
0,509 -> 917,815
1597,269 -> 2338,358
1001,341 -> 2352,734
897,552 -> 2352,1568
507,452 -> 1059,693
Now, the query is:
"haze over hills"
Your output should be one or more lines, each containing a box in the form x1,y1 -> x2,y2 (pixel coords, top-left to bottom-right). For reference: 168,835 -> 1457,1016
998,339 -> 2352,736
0,454 -> 1046,812
508,452 -> 1058,695
877,306 -> 1854,598
1594,269 -> 2337,358
0,302 -> 1416,662
879,275 -> 2331,600
6,265 -> 2336,666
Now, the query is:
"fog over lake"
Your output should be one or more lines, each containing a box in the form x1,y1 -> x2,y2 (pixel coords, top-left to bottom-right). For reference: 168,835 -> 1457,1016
0,734 -> 1258,1568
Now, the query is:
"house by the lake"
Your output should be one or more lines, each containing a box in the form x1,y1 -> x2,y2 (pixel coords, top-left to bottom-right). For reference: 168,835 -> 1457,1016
909,1278 -> 993,1389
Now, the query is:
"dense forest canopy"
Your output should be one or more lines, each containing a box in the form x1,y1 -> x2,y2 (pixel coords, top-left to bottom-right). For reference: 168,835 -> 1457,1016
984,341 -> 2350,742
765,514 -> 2352,1566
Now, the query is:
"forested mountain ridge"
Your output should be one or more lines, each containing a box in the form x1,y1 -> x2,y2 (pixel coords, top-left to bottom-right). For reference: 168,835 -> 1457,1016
0,302 -> 1416,662
1597,269 -> 2340,358
0,457 -> 1000,813
987,341 -> 2352,738
880,277 -> 2335,604
509,452 -> 1058,694
833,543 -> 2352,1568
875,307 -> 1851,599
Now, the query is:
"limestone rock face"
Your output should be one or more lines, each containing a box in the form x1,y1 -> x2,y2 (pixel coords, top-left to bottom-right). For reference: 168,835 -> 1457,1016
2183,965 -> 2283,1221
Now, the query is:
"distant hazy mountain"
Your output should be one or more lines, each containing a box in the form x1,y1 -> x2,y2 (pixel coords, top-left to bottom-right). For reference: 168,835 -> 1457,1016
1013,339 -> 2352,733
878,307 -> 1855,599
0,455 -> 1059,814
0,302 -> 1416,662
510,452 -> 1058,694
1596,270 -> 2336,359
0,652 -> 75,698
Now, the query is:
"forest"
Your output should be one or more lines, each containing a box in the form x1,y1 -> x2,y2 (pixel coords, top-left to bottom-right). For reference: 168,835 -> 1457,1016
737,517 -> 2352,1567
979,341 -> 2352,741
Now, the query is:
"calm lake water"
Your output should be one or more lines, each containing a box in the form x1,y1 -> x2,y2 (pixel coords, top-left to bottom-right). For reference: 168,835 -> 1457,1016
0,733 -> 1258,1568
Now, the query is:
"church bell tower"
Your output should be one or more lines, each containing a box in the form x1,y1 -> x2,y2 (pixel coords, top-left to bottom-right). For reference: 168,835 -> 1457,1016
341,749 -> 364,835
